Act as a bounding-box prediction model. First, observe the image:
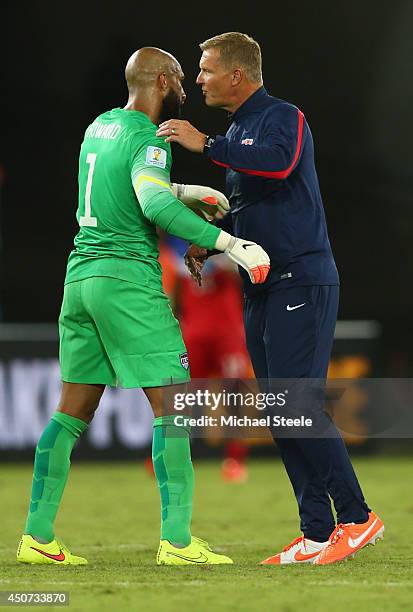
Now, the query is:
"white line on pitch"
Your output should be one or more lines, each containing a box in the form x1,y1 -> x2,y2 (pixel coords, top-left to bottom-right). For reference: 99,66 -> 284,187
0,579 -> 206,587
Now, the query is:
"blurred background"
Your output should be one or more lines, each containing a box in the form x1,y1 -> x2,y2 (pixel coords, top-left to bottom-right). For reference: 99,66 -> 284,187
1,0 -> 412,468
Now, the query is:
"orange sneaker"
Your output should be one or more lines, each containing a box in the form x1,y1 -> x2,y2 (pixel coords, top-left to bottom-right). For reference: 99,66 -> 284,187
260,535 -> 328,565
314,511 -> 384,565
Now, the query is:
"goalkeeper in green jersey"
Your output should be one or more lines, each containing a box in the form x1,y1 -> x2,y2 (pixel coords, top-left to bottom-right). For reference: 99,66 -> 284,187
17,47 -> 270,566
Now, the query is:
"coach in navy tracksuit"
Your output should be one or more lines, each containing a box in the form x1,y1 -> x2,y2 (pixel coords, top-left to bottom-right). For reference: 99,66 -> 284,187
156,33 -> 383,565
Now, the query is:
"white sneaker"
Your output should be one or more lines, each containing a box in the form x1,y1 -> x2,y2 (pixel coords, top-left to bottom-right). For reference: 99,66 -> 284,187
260,535 -> 328,565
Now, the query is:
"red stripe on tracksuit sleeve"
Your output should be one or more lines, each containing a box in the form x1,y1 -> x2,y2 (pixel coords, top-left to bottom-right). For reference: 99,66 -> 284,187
211,159 -> 230,169
211,109 -> 304,179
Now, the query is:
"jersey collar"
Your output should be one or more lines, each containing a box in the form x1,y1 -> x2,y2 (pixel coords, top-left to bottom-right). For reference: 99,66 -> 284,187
229,86 -> 269,122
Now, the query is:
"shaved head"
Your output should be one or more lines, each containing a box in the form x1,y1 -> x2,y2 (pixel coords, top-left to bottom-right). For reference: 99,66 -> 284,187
124,47 -> 186,124
125,47 -> 183,93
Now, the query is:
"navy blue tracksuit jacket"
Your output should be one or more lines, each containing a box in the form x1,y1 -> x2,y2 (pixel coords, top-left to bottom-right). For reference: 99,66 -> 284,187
210,86 -> 339,297
207,86 -> 369,540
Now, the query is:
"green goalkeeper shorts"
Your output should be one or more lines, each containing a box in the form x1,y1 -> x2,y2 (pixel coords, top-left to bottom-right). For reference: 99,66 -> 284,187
59,277 -> 190,388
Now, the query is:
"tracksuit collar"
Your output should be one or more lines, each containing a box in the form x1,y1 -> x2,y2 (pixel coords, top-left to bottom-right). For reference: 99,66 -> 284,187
229,86 -> 269,122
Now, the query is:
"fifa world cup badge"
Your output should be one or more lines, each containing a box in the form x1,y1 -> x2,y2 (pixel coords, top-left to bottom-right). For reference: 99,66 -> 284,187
146,146 -> 167,168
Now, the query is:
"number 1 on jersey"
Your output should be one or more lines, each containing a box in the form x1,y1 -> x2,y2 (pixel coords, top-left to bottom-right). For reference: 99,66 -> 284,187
80,152 -> 98,227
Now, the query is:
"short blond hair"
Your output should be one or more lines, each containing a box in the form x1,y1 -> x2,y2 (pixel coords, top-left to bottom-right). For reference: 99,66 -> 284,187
200,32 -> 263,84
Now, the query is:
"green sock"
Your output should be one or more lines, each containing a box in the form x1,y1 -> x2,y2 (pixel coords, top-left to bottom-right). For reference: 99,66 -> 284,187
152,415 -> 194,547
24,411 -> 88,542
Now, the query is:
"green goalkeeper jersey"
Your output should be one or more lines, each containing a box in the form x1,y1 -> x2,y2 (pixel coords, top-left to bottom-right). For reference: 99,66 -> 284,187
65,108 -> 219,289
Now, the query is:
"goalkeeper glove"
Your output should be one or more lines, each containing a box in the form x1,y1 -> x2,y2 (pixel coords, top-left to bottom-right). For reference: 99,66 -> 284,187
214,231 -> 270,284
172,183 -> 229,221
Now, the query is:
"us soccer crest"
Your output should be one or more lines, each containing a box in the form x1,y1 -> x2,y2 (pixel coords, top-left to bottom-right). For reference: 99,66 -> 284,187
180,352 -> 189,370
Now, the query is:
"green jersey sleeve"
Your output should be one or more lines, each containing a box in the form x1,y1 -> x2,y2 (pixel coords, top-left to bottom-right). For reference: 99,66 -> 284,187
130,130 -> 220,250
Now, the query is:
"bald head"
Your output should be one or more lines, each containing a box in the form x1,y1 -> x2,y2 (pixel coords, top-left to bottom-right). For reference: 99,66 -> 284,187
124,47 -> 186,122
125,47 -> 182,93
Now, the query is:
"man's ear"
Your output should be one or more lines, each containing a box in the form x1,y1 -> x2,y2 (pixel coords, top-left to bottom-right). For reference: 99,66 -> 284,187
159,72 -> 168,91
232,69 -> 243,86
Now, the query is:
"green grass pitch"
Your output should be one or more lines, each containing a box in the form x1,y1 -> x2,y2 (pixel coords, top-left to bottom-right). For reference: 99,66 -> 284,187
1,456 -> 412,611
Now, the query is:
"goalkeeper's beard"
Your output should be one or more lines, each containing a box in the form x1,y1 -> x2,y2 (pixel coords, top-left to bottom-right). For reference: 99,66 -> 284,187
159,89 -> 183,124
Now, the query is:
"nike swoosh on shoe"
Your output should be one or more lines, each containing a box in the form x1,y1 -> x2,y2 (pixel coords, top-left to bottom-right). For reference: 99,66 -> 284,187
166,551 -> 208,563
30,547 -> 66,561
294,550 -> 321,561
348,519 -> 378,548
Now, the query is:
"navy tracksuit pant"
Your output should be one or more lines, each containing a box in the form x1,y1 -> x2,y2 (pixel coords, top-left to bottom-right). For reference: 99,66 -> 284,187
244,285 -> 370,541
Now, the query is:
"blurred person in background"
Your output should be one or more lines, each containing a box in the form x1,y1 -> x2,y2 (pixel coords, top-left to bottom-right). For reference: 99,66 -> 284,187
160,234 -> 252,482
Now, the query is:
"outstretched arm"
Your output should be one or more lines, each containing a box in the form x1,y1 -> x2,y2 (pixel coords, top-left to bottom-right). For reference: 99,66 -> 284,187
156,104 -> 304,180
131,132 -> 270,285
